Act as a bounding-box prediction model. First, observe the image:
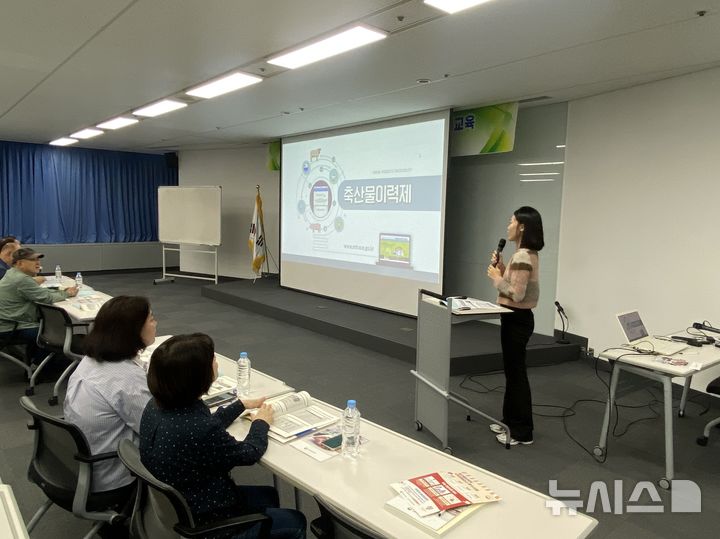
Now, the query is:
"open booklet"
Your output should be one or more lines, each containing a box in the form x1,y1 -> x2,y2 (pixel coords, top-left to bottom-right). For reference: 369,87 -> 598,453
244,391 -> 338,442
384,471 -> 501,535
446,297 -> 508,315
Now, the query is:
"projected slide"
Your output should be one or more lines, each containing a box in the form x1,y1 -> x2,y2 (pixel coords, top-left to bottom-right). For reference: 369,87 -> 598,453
282,119 -> 445,283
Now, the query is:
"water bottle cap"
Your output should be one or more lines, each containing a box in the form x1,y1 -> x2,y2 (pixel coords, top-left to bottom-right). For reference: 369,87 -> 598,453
239,352 -> 248,358
347,399 -> 356,408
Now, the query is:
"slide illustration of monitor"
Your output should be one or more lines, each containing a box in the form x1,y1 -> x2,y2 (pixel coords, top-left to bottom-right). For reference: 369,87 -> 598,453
377,233 -> 412,268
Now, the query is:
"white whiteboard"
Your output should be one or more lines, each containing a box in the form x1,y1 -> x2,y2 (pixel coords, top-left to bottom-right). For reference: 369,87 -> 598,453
158,186 -> 222,246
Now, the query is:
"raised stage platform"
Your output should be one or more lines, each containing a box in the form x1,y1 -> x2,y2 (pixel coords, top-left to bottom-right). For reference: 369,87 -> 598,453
201,276 -> 581,375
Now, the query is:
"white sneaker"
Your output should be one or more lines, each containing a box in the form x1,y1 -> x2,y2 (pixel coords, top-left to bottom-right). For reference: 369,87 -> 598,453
496,433 -> 533,446
489,423 -> 505,434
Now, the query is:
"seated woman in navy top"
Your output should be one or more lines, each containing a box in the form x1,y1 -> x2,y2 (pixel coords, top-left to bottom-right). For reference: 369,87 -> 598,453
140,333 -> 306,539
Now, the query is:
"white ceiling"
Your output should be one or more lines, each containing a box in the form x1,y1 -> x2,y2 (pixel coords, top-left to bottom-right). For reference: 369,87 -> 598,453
1,0 -> 719,153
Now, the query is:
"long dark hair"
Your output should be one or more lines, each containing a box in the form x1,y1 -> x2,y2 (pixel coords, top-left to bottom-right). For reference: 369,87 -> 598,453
83,296 -> 151,362
514,206 -> 544,251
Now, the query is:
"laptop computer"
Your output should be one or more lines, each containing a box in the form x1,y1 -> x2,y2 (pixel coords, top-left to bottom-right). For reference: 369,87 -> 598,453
616,310 -> 688,355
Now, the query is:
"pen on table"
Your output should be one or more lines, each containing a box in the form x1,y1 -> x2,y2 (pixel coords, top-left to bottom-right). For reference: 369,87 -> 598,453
295,428 -> 315,438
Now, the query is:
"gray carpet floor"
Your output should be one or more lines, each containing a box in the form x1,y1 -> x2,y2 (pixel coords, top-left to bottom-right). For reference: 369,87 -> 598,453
1,271 -> 719,538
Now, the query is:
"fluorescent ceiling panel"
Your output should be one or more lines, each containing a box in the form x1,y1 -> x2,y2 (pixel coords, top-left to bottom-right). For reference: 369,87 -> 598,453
49,138 -> 78,146
97,117 -> 139,130
133,99 -> 187,118
519,172 -> 560,176
268,26 -> 386,69
424,0 -> 494,15
187,72 -> 262,99
517,161 -> 565,166
70,128 -> 103,139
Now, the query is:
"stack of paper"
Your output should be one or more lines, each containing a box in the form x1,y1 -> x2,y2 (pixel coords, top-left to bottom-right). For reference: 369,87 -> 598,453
385,471 -> 500,535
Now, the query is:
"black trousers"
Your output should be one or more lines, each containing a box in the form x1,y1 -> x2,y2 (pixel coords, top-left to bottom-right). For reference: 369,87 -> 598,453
500,308 -> 534,441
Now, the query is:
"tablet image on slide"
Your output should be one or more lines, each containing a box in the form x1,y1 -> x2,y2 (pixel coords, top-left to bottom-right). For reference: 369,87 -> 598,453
377,233 -> 412,268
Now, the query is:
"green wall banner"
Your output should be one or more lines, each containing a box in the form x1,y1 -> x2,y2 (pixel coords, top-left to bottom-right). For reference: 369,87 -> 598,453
267,140 -> 281,171
450,102 -> 519,157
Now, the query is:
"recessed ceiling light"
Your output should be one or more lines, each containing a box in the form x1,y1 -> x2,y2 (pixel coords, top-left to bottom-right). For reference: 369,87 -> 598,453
268,25 -> 387,69
520,178 -> 555,183
70,128 -> 103,139
133,99 -> 187,118
556,144 -> 566,148
187,72 -> 263,99
424,0 -> 494,15
97,117 -> 139,130
517,161 -> 565,166
519,172 -> 560,176
49,138 -> 78,146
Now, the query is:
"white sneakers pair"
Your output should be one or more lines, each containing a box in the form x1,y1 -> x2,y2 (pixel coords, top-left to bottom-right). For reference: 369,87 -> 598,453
489,424 -> 534,446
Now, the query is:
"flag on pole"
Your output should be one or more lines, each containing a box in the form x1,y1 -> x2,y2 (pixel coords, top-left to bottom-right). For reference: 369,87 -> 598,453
248,192 -> 266,275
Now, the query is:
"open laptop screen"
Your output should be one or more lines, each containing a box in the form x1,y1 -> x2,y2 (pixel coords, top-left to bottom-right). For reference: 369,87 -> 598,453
617,311 -> 649,342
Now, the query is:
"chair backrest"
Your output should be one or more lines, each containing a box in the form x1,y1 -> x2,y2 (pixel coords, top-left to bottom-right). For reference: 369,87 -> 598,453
313,496 -> 381,539
36,303 -> 74,353
19,396 -> 92,505
118,439 -> 194,539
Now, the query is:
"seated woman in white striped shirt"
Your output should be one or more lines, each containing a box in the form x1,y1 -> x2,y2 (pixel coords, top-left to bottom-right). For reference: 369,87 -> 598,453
63,296 -> 157,498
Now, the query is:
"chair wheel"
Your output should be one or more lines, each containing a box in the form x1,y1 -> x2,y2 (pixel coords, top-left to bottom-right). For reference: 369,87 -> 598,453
593,446 -> 605,458
697,436 -> 709,446
443,447 -> 453,455
415,420 -> 423,431
678,410 -> 685,418
658,478 -> 671,490
48,396 -> 58,406
25,387 -> 34,396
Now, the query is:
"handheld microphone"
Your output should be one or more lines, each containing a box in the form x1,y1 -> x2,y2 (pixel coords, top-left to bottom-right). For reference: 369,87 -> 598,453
693,322 -> 720,334
492,238 -> 506,267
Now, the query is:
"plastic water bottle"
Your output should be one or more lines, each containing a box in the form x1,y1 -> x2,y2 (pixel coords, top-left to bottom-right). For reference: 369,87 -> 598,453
341,400 -> 361,458
236,352 -> 251,397
55,265 -> 62,282
75,272 -> 83,288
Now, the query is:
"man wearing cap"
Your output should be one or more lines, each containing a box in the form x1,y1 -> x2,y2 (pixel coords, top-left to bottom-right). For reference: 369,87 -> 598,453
0,248 -> 78,364
0,237 -> 47,284
0,236 -> 20,279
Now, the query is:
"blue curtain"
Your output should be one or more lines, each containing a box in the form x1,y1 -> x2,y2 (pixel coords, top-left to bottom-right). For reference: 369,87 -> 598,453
0,140 -> 178,243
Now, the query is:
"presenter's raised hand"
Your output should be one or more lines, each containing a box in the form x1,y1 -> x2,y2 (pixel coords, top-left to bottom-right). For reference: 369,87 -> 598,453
253,403 -> 274,425
490,251 -> 505,272
65,286 -> 79,297
241,396 -> 266,410
487,264 -> 502,283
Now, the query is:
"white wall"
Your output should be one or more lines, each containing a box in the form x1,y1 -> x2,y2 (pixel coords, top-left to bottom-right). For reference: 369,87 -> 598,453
559,67 -> 720,391
178,148 -> 279,278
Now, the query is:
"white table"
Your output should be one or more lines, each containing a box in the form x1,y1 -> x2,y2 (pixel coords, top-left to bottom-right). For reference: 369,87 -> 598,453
0,484 -> 29,539
217,356 -> 598,538
596,339 -> 720,489
42,275 -> 112,322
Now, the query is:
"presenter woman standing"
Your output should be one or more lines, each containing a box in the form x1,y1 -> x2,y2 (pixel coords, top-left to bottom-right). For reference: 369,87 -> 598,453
487,206 -> 544,446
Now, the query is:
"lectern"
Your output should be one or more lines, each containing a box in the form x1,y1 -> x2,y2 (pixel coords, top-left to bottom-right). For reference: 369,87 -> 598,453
412,289 -> 511,452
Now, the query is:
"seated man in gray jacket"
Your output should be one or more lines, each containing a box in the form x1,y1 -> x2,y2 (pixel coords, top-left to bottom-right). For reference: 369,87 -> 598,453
0,248 -> 78,364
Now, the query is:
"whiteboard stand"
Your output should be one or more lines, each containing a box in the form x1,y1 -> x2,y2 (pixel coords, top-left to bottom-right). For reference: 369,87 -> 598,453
153,243 -> 219,285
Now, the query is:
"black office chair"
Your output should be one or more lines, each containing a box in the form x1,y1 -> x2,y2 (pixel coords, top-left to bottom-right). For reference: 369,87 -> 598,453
0,317 -> 35,380
19,396 -> 131,538
117,439 -> 271,539
34,302 -> 89,405
310,496 -> 380,539
696,376 -> 720,446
